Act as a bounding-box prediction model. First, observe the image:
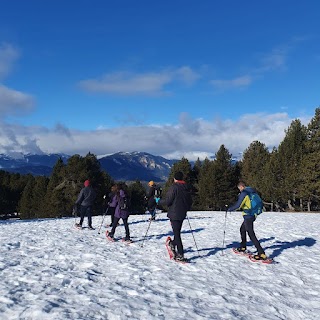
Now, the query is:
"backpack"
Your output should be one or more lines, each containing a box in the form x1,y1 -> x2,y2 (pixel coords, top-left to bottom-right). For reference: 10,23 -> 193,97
118,193 -> 130,210
154,186 -> 162,198
248,191 -> 263,215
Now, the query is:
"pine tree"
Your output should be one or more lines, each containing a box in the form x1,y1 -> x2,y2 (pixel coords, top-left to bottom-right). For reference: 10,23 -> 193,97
262,148 -> 284,211
197,158 -> 215,210
241,141 -> 270,193
128,180 -> 146,214
32,176 -> 49,218
45,158 -> 66,217
277,119 -> 307,210
211,145 -> 239,210
300,107 -> 320,211
19,175 -> 36,219
190,158 -> 202,209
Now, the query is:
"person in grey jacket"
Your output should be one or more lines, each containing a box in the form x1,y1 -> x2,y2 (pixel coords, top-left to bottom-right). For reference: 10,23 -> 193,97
75,179 -> 96,229
159,171 -> 192,262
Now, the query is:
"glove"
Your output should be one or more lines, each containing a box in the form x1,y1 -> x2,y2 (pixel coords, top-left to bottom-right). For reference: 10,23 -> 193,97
103,194 -> 107,199
155,197 -> 160,204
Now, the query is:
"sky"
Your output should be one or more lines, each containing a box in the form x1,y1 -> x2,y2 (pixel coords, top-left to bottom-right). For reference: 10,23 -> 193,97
0,211 -> 319,319
0,1 -> 320,160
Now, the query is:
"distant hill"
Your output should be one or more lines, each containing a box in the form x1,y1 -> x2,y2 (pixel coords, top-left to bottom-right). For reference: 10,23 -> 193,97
98,151 -> 177,182
0,152 -> 178,182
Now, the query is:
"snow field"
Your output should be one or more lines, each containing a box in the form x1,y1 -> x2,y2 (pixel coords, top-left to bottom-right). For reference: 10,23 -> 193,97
0,211 -> 319,320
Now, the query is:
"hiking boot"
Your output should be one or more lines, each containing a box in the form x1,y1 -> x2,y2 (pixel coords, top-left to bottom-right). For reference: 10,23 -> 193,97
174,254 -> 188,262
123,236 -> 133,243
234,247 -> 247,253
107,232 -> 114,239
252,253 -> 268,261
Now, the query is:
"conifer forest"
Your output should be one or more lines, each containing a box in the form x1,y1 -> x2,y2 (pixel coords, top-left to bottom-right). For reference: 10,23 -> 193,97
1,107 -> 320,219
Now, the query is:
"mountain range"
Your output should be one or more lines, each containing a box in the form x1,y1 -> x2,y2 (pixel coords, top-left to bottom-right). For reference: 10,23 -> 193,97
0,152 -> 177,182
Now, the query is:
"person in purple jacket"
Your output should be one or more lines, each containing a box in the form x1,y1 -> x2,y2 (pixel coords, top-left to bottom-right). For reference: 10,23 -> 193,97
107,183 -> 131,242
107,185 -> 117,227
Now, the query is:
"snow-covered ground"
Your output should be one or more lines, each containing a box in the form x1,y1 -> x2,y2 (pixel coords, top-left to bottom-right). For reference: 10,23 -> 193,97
0,211 -> 319,320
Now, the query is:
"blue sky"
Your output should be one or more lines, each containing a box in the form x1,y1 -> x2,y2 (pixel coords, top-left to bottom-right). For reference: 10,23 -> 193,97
0,1 -> 319,160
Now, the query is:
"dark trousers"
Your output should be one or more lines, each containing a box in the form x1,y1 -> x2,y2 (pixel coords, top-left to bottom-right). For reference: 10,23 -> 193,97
109,207 -> 116,225
240,216 -> 264,254
148,207 -> 156,218
171,219 -> 184,256
79,205 -> 92,227
110,217 -> 130,238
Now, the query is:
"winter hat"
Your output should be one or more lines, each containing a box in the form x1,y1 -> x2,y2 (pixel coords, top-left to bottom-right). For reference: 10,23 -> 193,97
174,171 -> 184,181
84,180 -> 90,187
148,181 -> 155,186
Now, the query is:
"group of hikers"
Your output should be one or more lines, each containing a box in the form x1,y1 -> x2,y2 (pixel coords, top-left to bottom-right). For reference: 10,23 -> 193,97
74,172 -> 269,262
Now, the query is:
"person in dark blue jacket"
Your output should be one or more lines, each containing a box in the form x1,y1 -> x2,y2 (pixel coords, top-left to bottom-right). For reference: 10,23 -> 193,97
159,171 -> 192,262
228,181 -> 267,261
75,179 -> 96,230
146,181 -> 157,220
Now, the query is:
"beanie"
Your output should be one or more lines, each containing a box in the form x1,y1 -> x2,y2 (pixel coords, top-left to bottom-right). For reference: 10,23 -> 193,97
84,180 -> 90,187
174,171 -> 184,181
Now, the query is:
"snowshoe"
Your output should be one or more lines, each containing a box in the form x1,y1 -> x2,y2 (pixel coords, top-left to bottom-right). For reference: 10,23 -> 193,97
106,230 -> 115,242
248,253 -> 273,264
232,247 -> 251,256
122,237 -> 133,244
165,236 -> 176,259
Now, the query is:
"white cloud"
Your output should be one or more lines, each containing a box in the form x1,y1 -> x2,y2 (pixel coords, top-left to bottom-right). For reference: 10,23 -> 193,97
0,43 -> 35,118
0,112 -> 308,161
0,85 -> 35,118
210,75 -> 253,91
78,66 -> 200,96
0,43 -> 19,80
209,40 -> 299,92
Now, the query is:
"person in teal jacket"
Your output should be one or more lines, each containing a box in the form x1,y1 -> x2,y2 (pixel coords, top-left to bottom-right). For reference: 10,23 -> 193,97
228,181 -> 268,261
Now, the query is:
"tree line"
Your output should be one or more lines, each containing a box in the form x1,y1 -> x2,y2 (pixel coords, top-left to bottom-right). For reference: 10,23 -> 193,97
1,107 -> 320,219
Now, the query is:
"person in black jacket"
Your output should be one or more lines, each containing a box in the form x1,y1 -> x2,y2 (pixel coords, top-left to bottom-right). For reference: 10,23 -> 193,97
75,179 -> 96,229
159,171 -> 192,262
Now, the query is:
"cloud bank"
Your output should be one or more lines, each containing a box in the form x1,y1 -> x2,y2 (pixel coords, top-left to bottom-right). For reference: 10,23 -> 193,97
0,112 -> 309,160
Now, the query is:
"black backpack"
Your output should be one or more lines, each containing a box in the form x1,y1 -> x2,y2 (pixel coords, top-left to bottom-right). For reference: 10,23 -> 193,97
154,186 -> 162,198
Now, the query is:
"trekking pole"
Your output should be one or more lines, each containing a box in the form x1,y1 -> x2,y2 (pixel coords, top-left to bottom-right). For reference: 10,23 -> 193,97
72,205 -> 77,226
98,207 -> 109,234
186,213 -> 200,257
140,218 -> 153,247
221,206 -> 228,256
